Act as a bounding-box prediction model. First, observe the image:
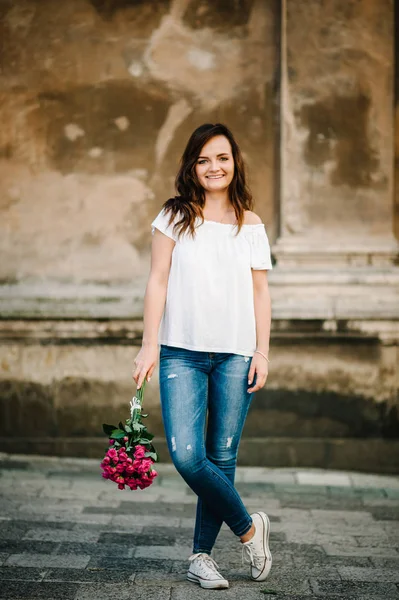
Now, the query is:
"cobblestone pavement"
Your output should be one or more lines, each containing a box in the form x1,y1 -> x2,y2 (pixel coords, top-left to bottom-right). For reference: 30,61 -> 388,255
0,453 -> 398,599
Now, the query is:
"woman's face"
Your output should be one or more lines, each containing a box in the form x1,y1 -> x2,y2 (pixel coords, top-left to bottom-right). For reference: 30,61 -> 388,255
195,135 -> 234,193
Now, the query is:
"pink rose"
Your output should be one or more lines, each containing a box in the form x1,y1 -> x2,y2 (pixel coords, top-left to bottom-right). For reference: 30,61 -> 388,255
123,436 -> 129,442
141,458 -> 152,473
134,445 -> 146,459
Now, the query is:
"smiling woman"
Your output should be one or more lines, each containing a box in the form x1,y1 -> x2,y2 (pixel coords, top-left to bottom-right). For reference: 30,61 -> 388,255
132,123 -> 273,589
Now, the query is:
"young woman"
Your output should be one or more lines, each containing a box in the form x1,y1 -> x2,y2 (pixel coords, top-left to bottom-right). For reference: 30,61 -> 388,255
132,123 -> 273,589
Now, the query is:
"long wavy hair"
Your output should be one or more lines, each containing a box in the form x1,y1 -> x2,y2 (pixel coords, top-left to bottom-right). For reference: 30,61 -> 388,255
160,123 -> 253,239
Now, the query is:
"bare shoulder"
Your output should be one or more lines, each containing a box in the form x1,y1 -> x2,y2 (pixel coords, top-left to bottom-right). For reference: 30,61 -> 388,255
243,210 -> 263,225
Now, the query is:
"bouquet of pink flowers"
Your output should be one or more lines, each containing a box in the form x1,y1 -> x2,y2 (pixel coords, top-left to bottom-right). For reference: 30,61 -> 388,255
100,379 -> 159,490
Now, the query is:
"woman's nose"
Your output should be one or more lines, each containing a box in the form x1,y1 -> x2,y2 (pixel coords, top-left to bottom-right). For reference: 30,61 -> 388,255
208,161 -> 219,172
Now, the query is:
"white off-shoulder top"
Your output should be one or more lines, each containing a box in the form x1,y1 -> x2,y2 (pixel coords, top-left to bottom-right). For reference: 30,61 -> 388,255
151,207 -> 273,357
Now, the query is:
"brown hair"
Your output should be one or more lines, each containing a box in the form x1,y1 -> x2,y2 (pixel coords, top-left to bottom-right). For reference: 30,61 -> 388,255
161,123 -> 253,239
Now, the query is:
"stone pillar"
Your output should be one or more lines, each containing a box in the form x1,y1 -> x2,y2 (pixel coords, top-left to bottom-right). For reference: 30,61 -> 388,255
273,0 -> 398,270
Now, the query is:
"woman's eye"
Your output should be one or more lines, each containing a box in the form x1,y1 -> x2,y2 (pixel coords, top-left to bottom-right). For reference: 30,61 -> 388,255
197,159 -> 207,165
220,157 -> 228,161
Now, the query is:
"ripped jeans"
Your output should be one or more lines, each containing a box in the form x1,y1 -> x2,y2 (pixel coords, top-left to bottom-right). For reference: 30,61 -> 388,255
159,344 -> 256,554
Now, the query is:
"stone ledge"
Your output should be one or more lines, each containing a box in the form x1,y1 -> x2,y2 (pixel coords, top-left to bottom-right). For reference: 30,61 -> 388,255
0,317 -> 397,343
1,272 -> 398,320
0,436 -> 398,474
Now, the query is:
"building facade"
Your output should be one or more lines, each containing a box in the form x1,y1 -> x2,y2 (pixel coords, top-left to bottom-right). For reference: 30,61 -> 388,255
0,0 -> 398,472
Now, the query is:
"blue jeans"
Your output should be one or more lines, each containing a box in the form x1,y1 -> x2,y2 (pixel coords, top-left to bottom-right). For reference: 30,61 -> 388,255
159,344 -> 256,554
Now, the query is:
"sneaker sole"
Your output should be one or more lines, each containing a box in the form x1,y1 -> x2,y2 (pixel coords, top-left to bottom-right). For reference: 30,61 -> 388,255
251,512 -> 272,581
187,572 -> 229,589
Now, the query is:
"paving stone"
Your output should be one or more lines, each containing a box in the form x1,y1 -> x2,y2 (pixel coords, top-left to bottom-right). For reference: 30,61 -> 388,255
285,532 -> 359,546
384,489 -> 399,499
350,475 -> 399,490
134,571 -> 187,584
1,455 -> 399,599
87,556 -> 172,572
296,471 -> 352,487
338,566 -> 399,582
239,468 -> 297,485
0,581 -> 78,598
315,523 -> 387,536
98,531 -> 177,546
5,519 -> 75,532
0,540 -> 58,554
23,528 -> 99,543
310,509 -> 374,522
294,555 -> 372,568
55,542 -> 134,557
323,543 -> 399,559
310,578 -> 399,597
0,567 -> 45,581
363,497 -> 399,507
75,583 -> 171,600
370,507 -> 399,521
370,557 -> 399,569
43,568 -> 134,583
111,514 -> 180,528
0,554 -> 9,566
135,545 -> 192,560
5,553 -> 91,568
355,535 -> 395,547
84,501 -> 196,517
98,491 -> 161,503
280,496 -> 366,510
271,542 -> 327,559
46,513 -> 112,525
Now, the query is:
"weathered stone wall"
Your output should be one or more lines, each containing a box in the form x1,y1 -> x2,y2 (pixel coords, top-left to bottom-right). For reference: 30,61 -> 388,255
0,0 -> 398,471
0,0 -> 279,285
275,0 -> 397,265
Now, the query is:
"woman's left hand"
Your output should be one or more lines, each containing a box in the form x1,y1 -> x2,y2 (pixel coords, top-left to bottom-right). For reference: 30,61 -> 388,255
247,353 -> 269,393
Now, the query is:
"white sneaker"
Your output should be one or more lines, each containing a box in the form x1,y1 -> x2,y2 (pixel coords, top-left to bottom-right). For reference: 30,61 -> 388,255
187,552 -> 229,589
241,512 -> 272,581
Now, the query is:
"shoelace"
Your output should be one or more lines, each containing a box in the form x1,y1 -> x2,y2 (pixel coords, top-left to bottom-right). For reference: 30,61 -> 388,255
241,541 -> 265,571
189,552 -> 223,576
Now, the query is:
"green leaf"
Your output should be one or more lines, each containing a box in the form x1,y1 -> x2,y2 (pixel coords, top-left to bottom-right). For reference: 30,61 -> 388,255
139,438 -> 152,446
111,429 -> 126,439
141,432 -> 154,441
141,413 -> 148,418
124,425 -> 132,433
132,422 -> 145,432
144,451 -> 157,461
260,589 -> 278,595
102,423 -> 117,436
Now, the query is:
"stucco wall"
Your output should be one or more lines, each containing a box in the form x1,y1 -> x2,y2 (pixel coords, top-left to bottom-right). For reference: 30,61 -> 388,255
0,0 -> 279,285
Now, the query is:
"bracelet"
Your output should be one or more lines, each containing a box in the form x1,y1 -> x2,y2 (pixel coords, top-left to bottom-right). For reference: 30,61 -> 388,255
255,350 -> 270,362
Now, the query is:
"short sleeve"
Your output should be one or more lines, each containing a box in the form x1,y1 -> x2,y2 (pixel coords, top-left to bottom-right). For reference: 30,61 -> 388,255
245,226 -> 273,270
151,208 -> 178,242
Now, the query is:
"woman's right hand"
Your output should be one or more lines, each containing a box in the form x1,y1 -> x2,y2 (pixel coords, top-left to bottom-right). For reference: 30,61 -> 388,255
132,343 -> 159,389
